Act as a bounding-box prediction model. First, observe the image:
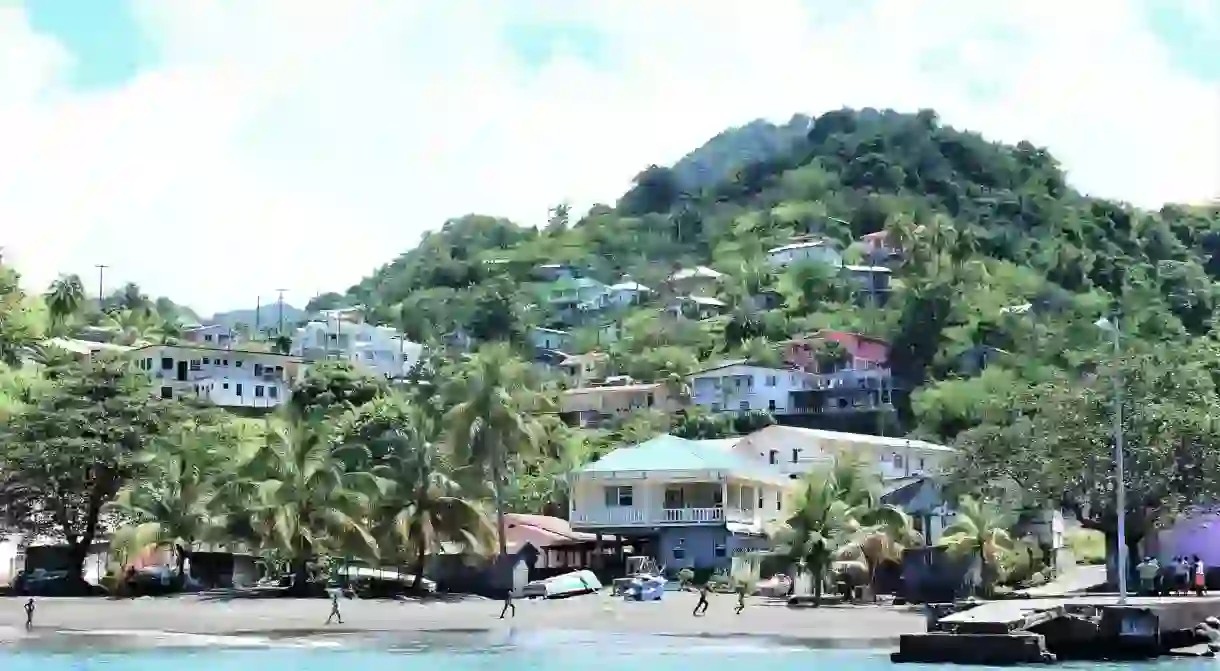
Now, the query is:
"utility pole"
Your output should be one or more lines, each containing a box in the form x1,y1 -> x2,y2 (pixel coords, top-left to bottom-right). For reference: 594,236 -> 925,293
255,296 -> 261,339
94,264 -> 109,305
275,289 -> 287,337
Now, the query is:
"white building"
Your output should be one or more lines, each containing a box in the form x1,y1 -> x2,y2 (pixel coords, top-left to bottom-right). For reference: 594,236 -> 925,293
568,434 -> 789,570
608,280 -> 653,307
766,240 -> 843,268
181,324 -> 240,348
687,361 -> 817,414
130,343 -> 303,409
731,425 -> 954,480
668,266 -> 723,297
291,312 -> 422,380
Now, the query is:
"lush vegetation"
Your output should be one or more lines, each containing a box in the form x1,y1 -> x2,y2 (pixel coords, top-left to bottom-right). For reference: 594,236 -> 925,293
4,105 -> 1220,591
311,106 -> 1220,559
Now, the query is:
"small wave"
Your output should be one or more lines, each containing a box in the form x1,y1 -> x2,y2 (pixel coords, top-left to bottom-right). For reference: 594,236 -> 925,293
40,629 -> 349,650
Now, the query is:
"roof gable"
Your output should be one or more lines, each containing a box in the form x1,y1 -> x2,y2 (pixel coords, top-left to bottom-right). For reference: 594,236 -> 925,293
578,434 -> 787,484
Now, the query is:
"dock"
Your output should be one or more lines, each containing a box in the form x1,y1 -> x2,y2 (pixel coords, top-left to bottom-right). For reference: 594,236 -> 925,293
892,595 -> 1220,665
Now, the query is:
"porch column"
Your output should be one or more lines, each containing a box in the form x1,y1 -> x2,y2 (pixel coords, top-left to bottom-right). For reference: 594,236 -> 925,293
594,533 -> 604,570
721,479 -> 729,518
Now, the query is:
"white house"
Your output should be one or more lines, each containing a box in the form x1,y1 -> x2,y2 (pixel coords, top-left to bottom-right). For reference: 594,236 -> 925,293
608,280 -> 653,307
130,343 -> 303,409
530,327 -> 572,351
668,266 -> 723,297
731,424 -> 955,480
687,361 -> 817,414
766,240 -> 844,268
291,313 -> 421,379
568,434 -> 789,570
181,324 -> 240,348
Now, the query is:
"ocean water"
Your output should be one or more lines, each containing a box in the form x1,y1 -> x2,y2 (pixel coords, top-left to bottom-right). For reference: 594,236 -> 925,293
0,629 -> 1214,670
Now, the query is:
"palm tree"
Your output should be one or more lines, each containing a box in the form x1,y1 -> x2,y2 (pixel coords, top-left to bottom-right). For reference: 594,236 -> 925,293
44,274 -> 86,325
769,465 -> 869,605
366,399 -> 495,590
105,429 -> 227,589
939,495 -> 1015,596
228,413 -> 380,593
446,343 -> 543,558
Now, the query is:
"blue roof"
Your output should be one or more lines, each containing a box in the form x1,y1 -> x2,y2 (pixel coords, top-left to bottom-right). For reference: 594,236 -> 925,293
579,434 -> 788,484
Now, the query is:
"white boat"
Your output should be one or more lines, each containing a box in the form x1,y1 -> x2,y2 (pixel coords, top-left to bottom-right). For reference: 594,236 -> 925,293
522,569 -> 602,599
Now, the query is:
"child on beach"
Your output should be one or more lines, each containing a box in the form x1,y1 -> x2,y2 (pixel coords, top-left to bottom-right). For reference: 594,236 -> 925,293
692,583 -> 710,616
325,588 -> 343,624
734,581 -> 747,615
23,598 -> 34,629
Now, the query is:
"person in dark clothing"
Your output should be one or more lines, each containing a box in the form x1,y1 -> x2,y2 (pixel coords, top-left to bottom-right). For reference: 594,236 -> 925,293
499,591 -> 516,619
23,599 -> 34,629
734,582 -> 747,615
692,583 -> 711,616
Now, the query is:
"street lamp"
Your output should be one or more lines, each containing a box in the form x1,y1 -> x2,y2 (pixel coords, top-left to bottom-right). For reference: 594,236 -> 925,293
1095,316 -> 1127,604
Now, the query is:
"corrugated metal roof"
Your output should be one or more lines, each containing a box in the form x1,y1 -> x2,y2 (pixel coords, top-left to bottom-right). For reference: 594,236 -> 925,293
579,434 -> 788,484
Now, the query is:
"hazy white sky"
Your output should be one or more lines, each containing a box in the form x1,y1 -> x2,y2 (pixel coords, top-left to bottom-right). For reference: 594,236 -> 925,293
1,0 -> 1218,315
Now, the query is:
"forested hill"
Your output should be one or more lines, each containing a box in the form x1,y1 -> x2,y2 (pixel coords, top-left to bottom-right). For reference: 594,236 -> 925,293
312,106 -> 1220,439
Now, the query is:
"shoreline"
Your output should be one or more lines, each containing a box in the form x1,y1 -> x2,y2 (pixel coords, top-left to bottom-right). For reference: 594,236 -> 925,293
0,593 -> 925,649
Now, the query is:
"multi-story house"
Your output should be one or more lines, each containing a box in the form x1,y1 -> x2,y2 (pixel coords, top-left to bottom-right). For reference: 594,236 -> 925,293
779,331 -> 903,424
568,434 -> 789,571
665,295 -> 727,320
842,264 -> 892,305
766,239 -> 843,268
544,277 -> 613,324
129,343 -> 302,409
559,378 -> 682,428
731,424 -> 955,542
180,324 -> 240,348
530,327 -> 572,352
44,338 -> 131,363
559,352 -> 610,388
687,360 -> 817,415
291,311 -> 422,380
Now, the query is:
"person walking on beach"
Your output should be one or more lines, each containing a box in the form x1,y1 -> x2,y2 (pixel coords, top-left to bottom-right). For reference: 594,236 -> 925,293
23,598 -> 34,629
499,590 -> 516,619
692,582 -> 711,616
1194,555 -> 1208,596
734,581 -> 747,615
325,588 -> 343,625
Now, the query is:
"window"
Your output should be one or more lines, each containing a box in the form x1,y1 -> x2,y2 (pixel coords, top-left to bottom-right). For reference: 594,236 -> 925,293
275,366 -> 283,374
791,449 -> 800,463
235,360 -> 243,368
714,544 -> 727,558
604,486 -> 633,507
711,402 -> 721,412
255,385 -> 265,398
739,401 -> 749,411
203,357 -> 210,365
673,540 -> 686,561
919,458 -> 926,471
893,453 -> 904,469
160,386 -> 172,399
882,389 -> 891,403
190,359 -> 201,371
647,393 -> 654,407
758,493 -> 764,508
765,375 -> 777,387
223,383 -> 229,390
777,491 -> 782,510
768,450 -> 778,465
254,364 -> 263,376
161,357 -> 173,370
768,399 -> 776,411
204,334 -> 213,342
269,387 -> 279,399
145,358 -> 153,370
236,383 -> 243,397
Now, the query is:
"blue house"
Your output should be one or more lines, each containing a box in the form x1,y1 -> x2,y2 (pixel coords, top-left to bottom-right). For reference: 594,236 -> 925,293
567,434 -> 789,572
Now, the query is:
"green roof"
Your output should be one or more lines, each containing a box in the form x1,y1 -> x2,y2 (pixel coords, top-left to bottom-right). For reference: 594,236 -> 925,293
578,434 -> 788,484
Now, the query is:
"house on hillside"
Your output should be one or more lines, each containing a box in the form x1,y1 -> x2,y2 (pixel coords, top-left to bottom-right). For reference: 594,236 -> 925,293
559,352 -> 610,388
766,239 -> 843,268
129,343 -> 303,409
608,279 -> 653,307
568,434 -> 789,572
666,295 -> 727,320
687,360 -> 816,415
732,424 -> 954,480
559,377 -> 682,428
530,327 -> 572,352
667,266 -> 723,297
842,264 -> 892,305
181,324 -> 240,348
291,313 -> 421,380
781,332 -> 902,423
545,277 -> 613,323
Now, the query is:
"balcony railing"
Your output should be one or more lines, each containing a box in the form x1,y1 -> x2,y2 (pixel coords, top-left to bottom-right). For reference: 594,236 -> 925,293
571,506 -> 755,527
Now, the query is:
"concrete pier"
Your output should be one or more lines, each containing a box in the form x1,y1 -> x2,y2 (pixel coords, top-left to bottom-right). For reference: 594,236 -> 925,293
893,595 -> 1220,664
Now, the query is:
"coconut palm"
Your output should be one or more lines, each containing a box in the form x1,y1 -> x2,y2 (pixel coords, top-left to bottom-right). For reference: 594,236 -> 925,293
44,274 -> 86,325
365,400 -> 495,589
938,495 -> 1015,596
769,465 -> 869,605
228,413 -> 380,593
446,343 -> 543,557
105,428 -> 228,589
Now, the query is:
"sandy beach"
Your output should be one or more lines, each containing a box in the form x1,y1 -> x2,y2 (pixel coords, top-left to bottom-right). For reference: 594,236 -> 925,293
0,593 -> 924,645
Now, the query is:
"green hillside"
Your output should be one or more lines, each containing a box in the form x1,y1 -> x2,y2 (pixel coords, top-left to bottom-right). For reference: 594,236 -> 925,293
315,107 -> 1220,444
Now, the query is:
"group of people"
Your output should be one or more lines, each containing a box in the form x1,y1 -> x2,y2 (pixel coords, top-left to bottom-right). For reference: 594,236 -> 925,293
691,581 -> 748,616
1136,555 -> 1207,596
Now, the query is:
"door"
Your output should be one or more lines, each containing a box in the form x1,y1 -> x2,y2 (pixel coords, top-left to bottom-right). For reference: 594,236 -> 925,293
176,360 -> 188,382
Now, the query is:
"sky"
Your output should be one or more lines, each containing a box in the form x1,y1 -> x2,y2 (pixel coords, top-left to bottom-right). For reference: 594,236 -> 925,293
1,0 -> 1218,316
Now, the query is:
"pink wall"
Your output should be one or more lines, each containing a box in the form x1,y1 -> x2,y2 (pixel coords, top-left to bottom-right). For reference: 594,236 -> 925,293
782,332 -> 890,371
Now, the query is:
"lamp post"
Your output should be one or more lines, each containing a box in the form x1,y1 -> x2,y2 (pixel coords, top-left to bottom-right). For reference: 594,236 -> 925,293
1095,316 -> 1127,604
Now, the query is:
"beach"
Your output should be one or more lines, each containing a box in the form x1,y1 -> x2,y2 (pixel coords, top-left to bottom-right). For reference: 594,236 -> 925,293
0,593 -> 924,645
